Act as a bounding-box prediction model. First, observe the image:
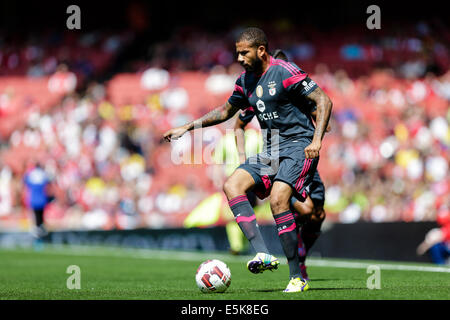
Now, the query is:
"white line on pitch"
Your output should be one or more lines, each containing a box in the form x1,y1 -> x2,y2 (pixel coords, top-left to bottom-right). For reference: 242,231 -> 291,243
307,259 -> 450,273
3,245 -> 450,273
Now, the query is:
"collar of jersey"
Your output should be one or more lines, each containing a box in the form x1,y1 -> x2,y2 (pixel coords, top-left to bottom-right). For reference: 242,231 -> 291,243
254,56 -> 274,78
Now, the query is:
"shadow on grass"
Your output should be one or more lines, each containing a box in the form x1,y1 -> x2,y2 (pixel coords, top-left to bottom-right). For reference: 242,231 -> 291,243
252,288 -> 285,293
309,279 -> 341,282
251,287 -> 366,293
310,287 -> 366,291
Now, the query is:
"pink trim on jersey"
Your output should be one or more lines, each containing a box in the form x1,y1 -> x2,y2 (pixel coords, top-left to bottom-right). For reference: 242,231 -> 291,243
234,84 -> 244,95
278,223 -> 296,236
283,73 -> 308,89
273,58 -> 300,75
243,106 -> 254,112
256,56 -> 274,78
271,62 -> 296,76
236,215 -> 256,224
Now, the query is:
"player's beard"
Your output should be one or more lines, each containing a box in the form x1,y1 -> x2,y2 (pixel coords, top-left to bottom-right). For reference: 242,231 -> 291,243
244,56 -> 263,73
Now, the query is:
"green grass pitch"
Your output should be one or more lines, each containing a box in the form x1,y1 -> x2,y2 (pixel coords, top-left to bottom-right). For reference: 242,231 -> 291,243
0,245 -> 449,300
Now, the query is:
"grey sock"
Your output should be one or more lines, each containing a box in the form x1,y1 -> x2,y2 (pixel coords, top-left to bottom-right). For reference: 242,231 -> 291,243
228,195 -> 269,254
275,210 -> 302,279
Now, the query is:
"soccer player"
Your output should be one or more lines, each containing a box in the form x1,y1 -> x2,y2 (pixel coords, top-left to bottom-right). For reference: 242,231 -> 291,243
234,49 -> 329,280
24,162 -> 53,248
164,27 -> 332,292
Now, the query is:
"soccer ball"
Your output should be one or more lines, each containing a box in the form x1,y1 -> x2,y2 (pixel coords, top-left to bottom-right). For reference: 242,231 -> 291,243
195,259 -> 231,293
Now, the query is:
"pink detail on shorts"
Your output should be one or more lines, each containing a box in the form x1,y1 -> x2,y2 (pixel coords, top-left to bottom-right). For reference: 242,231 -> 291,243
255,175 -> 272,200
236,215 -> 256,224
295,159 -> 312,191
278,223 -> 296,236
261,175 -> 272,191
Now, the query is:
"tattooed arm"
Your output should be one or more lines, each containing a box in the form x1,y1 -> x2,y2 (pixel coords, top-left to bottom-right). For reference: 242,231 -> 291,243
303,86 -> 332,159
163,101 -> 240,142
234,116 -> 248,164
310,109 -> 331,132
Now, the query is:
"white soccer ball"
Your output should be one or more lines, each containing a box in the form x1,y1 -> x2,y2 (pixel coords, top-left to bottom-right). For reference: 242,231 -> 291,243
195,259 -> 231,293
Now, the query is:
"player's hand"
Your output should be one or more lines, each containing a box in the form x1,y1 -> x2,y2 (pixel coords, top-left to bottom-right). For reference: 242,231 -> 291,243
304,140 -> 321,159
163,126 -> 189,142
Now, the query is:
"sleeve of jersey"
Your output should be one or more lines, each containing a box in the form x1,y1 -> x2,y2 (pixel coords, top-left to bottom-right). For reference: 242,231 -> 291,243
238,106 -> 255,124
227,76 -> 250,110
281,65 -> 318,97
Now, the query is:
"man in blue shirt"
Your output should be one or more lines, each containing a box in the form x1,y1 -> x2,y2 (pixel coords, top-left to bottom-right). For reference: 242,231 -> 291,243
24,163 -> 52,241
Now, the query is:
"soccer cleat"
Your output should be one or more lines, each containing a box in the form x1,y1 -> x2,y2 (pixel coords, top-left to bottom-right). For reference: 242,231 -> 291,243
246,253 -> 280,274
300,263 -> 309,281
283,277 -> 310,293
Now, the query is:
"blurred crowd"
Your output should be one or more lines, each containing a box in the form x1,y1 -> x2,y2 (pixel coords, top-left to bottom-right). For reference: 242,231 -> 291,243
131,20 -> 449,78
0,29 -> 134,81
0,20 -> 448,231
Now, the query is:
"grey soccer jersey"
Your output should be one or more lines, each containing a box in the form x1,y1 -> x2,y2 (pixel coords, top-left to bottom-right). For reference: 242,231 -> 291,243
229,56 -> 318,150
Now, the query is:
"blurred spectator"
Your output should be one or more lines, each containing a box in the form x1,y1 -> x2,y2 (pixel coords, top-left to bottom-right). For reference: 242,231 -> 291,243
417,207 -> 450,264
0,20 -> 448,231
23,162 -> 53,242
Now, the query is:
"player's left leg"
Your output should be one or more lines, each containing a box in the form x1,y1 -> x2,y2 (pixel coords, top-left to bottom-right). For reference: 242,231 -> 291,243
290,171 -> 326,280
271,140 -> 317,292
289,195 -> 314,280
270,181 -> 308,292
301,206 -> 326,257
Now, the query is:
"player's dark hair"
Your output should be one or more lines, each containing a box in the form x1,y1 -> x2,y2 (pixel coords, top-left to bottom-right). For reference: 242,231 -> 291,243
236,27 -> 269,50
272,49 -> 288,61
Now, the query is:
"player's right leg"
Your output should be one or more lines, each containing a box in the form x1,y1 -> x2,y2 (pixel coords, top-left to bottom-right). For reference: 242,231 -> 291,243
223,168 -> 279,273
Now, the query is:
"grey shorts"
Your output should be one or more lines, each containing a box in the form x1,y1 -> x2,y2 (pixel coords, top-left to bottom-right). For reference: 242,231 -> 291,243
238,139 -> 319,202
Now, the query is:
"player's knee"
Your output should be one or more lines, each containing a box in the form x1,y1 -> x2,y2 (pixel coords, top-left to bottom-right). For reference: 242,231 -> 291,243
270,194 -> 290,214
222,178 -> 234,197
223,176 -> 243,198
291,197 -> 314,216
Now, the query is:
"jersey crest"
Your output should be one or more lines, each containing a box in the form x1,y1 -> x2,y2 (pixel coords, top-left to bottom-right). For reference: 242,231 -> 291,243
268,81 -> 276,96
